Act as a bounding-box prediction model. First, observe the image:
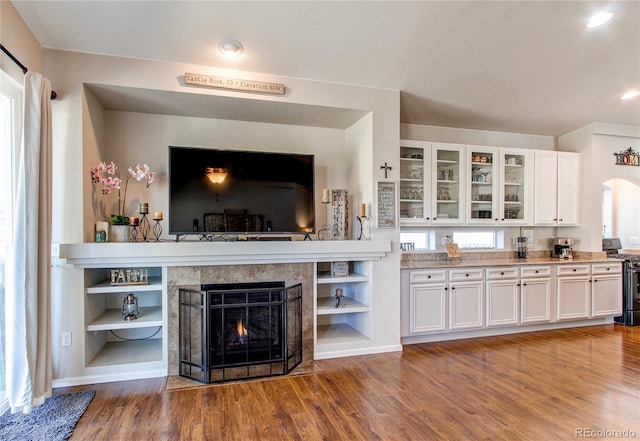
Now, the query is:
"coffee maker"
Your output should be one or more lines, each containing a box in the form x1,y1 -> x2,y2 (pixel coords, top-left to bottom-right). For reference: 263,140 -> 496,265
552,238 -> 575,259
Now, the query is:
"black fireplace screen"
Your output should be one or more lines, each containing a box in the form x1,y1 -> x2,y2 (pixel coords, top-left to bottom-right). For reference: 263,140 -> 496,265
179,281 -> 302,383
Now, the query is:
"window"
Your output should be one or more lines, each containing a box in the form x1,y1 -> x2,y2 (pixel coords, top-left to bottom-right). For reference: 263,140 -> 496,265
453,231 -> 502,249
400,231 -> 434,251
0,70 -> 22,413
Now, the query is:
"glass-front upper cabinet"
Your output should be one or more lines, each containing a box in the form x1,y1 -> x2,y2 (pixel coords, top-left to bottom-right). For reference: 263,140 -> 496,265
499,149 -> 532,224
466,147 -> 499,224
431,144 -> 464,224
399,141 -> 430,225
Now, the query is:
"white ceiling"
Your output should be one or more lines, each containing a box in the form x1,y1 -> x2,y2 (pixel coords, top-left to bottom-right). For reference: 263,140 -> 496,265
12,0 -> 640,136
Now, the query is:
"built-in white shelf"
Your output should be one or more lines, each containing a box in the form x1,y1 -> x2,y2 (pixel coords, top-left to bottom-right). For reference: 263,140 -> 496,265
316,324 -> 370,344
58,240 -> 391,267
316,272 -> 369,284
86,277 -> 162,294
317,297 -> 369,315
87,306 -> 163,331
87,339 -> 163,367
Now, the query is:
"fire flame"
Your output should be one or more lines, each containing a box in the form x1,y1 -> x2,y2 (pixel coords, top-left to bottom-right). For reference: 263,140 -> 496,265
236,318 -> 248,338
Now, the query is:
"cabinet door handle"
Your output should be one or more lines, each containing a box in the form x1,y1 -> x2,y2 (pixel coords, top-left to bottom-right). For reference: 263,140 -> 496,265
495,218 -> 499,221
444,287 -> 448,291
518,283 -> 522,286
572,269 -> 577,272
465,274 -> 469,277
426,217 -> 430,220
451,286 -> 455,290
500,272 -> 504,275
535,270 -> 539,274
427,275 -> 431,279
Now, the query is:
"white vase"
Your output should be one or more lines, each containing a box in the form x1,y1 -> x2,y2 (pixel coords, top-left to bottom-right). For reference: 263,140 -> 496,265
110,224 -> 130,243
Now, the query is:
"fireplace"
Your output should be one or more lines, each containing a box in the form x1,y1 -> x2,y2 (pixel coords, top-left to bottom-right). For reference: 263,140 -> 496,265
179,281 -> 302,383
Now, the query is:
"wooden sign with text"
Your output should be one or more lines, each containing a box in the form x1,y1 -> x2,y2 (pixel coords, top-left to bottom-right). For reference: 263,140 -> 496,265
185,73 -> 286,95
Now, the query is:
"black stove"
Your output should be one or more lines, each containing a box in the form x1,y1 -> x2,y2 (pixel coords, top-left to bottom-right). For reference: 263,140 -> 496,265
603,238 -> 640,325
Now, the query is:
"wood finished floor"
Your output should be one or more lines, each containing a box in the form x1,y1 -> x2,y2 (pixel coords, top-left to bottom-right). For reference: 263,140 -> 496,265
59,324 -> 640,440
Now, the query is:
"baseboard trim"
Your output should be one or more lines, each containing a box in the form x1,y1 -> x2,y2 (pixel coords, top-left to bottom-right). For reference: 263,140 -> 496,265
53,369 -> 166,388
401,317 -> 614,345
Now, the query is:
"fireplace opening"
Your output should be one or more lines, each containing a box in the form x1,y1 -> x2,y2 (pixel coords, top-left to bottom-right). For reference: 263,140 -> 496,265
179,281 -> 302,383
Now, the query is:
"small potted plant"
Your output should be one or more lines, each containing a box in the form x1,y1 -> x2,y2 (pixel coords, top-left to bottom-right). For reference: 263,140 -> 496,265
91,161 -> 155,242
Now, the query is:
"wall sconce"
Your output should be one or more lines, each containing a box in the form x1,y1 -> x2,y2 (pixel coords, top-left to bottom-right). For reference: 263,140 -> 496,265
205,167 -> 228,184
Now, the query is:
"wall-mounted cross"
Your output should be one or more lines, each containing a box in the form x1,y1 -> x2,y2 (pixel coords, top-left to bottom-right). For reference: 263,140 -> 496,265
380,162 -> 393,178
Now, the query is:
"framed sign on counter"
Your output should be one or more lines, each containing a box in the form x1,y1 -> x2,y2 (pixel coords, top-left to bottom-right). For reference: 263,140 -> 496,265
376,181 -> 397,228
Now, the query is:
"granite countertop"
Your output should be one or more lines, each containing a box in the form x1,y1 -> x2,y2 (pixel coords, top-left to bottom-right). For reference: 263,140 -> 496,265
401,250 -> 615,270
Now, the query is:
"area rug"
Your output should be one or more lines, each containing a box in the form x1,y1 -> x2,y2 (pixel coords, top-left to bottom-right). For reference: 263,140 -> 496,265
0,390 -> 95,441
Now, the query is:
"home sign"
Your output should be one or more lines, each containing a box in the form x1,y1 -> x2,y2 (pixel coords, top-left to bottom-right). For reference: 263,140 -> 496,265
613,147 -> 639,166
185,73 -> 286,95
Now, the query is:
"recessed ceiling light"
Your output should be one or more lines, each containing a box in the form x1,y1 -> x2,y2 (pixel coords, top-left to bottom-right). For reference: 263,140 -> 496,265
587,11 -> 613,28
621,90 -> 640,100
219,39 -> 244,57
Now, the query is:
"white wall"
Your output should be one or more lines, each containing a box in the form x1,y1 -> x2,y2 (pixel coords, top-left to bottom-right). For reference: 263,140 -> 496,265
0,1 -> 41,83
401,123 -> 556,150
99,110 -> 347,240
559,123 -> 640,251
41,49 -> 401,382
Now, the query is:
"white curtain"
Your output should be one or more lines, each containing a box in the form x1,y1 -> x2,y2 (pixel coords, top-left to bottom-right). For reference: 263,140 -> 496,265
6,71 -> 53,414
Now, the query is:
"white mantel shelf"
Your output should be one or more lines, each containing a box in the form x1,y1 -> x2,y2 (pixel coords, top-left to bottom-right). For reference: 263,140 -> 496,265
56,240 -> 392,268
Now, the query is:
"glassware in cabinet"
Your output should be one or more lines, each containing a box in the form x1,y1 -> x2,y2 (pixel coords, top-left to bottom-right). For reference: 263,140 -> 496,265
468,147 -> 499,223
432,144 -> 464,223
400,144 -> 429,223
501,150 -> 530,223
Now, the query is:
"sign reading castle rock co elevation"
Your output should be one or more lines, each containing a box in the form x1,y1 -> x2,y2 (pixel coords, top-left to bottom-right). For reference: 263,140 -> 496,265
185,73 -> 286,95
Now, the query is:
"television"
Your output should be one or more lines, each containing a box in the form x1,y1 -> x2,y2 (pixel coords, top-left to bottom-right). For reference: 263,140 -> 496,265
168,146 -> 315,239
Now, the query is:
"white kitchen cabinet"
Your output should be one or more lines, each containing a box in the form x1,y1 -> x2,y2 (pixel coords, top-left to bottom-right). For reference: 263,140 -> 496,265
399,140 -> 431,225
591,262 -> 623,317
448,268 -> 484,330
466,146 -> 499,224
534,151 -> 580,225
485,267 -> 519,327
556,264 -> 590,320
401,270 -> 447,335
520,266 -> 553,324
432,144 -> 465,224
499,149 -> 533,225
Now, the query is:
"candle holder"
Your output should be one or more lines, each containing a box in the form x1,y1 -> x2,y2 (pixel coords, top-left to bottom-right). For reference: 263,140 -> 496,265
153,219 -> 162,241
318,198 -> 332,241
357,216 -> 371,241
139,213 -> 151,242
131,225 -> 139,242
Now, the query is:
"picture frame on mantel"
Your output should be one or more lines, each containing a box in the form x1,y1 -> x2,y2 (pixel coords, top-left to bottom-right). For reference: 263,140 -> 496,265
376,181 -> 397,228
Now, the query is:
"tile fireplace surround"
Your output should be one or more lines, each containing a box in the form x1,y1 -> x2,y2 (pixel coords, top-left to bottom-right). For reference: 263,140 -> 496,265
167,263 -> 314,376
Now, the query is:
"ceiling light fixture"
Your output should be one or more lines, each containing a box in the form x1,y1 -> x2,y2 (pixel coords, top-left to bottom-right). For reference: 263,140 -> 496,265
218,39 -> 244,57
621,90 -> 640,100
205,167 -> 228,184
586,11 -> 613,28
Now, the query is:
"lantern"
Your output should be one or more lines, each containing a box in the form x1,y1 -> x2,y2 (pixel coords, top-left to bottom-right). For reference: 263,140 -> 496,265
122,293 -> 139,321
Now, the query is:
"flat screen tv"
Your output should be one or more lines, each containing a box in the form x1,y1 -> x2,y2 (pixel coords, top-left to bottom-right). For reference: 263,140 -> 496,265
169,146 -> 315,238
